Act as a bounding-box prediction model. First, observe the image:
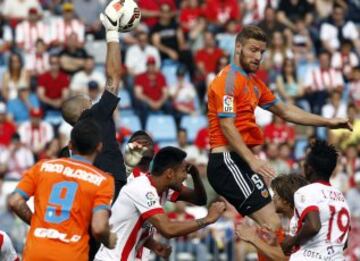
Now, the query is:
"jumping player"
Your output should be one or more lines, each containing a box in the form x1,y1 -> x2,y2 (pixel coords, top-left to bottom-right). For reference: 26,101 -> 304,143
95,147 -> 226,261
207,25 -> 352,234
9,119 -> 116,261
236,174 -> 310,260
281,141 -> 351,260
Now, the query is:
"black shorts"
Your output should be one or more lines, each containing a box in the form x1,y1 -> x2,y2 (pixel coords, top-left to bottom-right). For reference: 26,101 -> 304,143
207,152 -> 272,216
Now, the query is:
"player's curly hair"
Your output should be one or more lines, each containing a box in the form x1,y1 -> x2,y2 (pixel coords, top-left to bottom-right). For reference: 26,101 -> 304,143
306,140 -> 338,180
271,174 -> 309,208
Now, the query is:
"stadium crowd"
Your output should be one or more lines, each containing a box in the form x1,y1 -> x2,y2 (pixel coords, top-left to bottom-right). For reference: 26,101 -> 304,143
0,0 -> 359,260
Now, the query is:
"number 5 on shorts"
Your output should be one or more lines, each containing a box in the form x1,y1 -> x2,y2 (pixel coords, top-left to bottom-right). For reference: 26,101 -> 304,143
45,181 -> 78,224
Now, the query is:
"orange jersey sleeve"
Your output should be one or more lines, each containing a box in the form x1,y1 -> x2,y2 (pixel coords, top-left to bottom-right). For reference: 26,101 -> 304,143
15,162 -> 42,200
254,77 -> 279,110
93,174 -> 114,213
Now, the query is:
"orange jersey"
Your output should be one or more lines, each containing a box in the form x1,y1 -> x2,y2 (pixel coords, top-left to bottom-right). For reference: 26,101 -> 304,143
15,156 -> 114,261
208,64 -> 278,148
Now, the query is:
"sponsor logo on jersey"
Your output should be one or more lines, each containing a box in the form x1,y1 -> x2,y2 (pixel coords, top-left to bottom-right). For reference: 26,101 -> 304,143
34,228 -> 81,243
261,189 -> 269,198
223,95 -> 234,113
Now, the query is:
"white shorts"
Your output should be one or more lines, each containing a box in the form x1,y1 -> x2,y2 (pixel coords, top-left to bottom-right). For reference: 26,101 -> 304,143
290,247 -> 345,261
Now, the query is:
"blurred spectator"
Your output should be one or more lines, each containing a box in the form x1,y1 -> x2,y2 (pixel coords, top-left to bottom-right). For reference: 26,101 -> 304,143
194,127 -> 209,152
264,115 -> 296,146
1,52 -> 30,101
134,56 -> 169,128
348,0 -> 360,24
70,55 -> 105,95
206,55 -> 230,88
329,104 -> 360,150
319,4 -> 360,54
265,143 -> 291,175
276,58 -> 309,111
59,33 -> 88,75
15,8 -> 49,54
331,40 -> 359,79
0,195 -> 28,252
168,201 -> 208,260
2,0 -> 42,28
50,2 -> 85,48
177,128 -> 200,163
0,103 -> 16,147
169,65 -> 197,127
88,81 -> 101,103
304,50 -> 344,114
350,66 -> 360,107
18,108 -> 54,155
0,133 -> 34,180
342,144 -> 360,187
278,142 -> 297,172
215,20 -> 238,59
276,0 -> 314,31
291,17 -> 314,62
263,31 -> 293,76
314,0 -> 342,19
58,120 -> 72,148
125,30 -> 161,76
203,0 -> 239,30
25,38 -> 50,77
347,171 -> 360,218
257,6 -> 285,40
321,90 -> 347,119
38,138 -> 61,160
37,54 -> 70,114
179,0 -> 206,43
73,0 -> 104,39
0,15 -> 13,67
242,0 -> 278,25
7,85 -> 40,124
151,3 -> 194,74
138,0 -> 176,28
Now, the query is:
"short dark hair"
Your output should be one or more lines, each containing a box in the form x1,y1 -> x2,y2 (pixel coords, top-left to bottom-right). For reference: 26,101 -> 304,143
70,119 -> 101,155
235,25 -> 267,44
271,174 -> 309,208
306,140 -> 338,180
128,130 -> 153,144
151,147 -> 186,176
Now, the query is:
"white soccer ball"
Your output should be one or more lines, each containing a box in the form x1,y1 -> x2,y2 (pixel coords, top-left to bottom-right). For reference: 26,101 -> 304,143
118,0 -> 141,32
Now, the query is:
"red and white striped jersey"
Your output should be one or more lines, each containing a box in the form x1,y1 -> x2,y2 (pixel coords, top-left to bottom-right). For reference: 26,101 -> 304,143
15,21 -> 50,53
25,52 -> 50,75
304,67 -> 344,92
18,121 -> 54,153
289,182 -> 350,261
50,18 -> 85,45
95,175 -> 165,261
0,231 -> 19,261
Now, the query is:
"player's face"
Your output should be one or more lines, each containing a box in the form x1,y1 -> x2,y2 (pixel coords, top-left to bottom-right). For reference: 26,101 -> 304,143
237,39 -> 266,73
169,161 -> 187,191
273,191 -> 291,214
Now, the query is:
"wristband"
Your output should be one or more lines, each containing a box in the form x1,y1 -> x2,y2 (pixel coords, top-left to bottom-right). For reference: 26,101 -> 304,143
106,30 -> 119,43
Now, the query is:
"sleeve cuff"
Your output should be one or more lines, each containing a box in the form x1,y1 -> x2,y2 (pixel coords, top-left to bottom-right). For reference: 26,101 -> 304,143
141,208 -> 164,221
93,204 -> 111,213
14,188 -> 30,201
217,112 -> 236,118
260,98 -> 280,110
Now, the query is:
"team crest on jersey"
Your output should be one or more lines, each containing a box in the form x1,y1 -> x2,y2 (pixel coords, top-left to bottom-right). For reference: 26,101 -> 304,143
146,192 -> 156,207
300,195 -> 306,203
223,95 -> 234,113
261,189 -> 269,198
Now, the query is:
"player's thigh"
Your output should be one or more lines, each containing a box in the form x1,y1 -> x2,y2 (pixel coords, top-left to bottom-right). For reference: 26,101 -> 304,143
249,201 -> 281,230
207,152 -> 274,217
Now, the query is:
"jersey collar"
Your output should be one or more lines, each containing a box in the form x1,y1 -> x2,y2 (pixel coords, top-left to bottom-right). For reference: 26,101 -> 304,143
70,154 -> 92,165
230,63 -> 248,77
314,180 -> 331,186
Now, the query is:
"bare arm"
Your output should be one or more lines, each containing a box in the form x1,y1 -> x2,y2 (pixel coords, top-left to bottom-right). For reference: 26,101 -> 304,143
105,42 -> 121,95
148,202 -> 225,238
268,101 -> 352,130
152,33 -> 178,59
177,164 -> 207,205
91,209 -> 117,249
276,11 -> 295,30
8,192 -> 33,225
281,212 -> 321,255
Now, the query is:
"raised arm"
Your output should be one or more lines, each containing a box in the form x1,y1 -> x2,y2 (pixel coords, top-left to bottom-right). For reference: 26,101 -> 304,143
268,101 -> 352,130
148,202 -> 226,238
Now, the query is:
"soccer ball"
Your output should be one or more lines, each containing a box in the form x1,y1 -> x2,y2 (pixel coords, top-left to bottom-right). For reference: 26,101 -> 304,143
117,0 -> 141,32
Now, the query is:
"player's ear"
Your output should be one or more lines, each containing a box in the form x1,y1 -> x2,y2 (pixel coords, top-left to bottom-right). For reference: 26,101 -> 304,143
235,41 -> 242,55
96,142 -> 103,153
164,168 -> 174,179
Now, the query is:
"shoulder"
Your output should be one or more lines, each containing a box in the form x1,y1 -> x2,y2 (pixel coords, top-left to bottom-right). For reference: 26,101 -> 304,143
295,183 -> 316,196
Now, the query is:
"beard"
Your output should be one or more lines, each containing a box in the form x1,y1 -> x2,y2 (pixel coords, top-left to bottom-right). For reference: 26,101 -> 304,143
239,50 -> 259,73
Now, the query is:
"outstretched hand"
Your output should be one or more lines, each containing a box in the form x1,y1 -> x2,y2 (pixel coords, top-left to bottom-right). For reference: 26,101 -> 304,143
328,118 -> 353,131
124,142 -> 148,167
